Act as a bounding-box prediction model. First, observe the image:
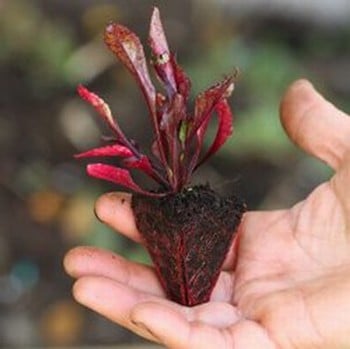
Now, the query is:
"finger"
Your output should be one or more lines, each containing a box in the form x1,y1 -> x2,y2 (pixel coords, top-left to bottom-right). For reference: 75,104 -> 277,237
64,246 -> 164,296
72,276 -> 164,342
134,301 -> 241,328
221,222 -> 243,270
131,302 -> 274,349
132,302 -> 238,348
65,246 -> 236,302
95,192 -> 142,243
222,211 -> 270,271
73,276 -> 205,344
210,271 -> 235,302
280,79 -> 350,170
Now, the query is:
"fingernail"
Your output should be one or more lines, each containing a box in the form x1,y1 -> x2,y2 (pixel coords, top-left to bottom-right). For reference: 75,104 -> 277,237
93,206 -> 103,222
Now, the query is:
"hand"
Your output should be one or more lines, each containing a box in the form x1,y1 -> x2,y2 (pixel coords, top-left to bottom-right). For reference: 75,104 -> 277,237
64,79 -> 350,348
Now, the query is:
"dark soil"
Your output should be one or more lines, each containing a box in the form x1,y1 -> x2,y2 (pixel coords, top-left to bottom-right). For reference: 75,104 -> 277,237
132,185 -> 246,306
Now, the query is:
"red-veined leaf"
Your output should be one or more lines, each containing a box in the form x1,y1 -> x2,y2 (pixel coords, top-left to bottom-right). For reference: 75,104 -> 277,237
104,23 -> 156,112
151,139 -> 161,159
153,91 -> 188,189
78,147 -> 168,188
171,54 -> 191,102
74,144 -> 133,158
77,85 -> 117,131
123,155 -> 153,172
87,163 -> 160,196
105,22 -> 169,171
77,85 -> 141,157
122,155 -> 168,186
196,99 -> 233,167
149,7 -> 176,95
187,77 -> 234,173
160,93 -> 186,189
190,77 -> 234,139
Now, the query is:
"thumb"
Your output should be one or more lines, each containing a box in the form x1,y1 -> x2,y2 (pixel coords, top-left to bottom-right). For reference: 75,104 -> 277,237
280,79 -> 350,170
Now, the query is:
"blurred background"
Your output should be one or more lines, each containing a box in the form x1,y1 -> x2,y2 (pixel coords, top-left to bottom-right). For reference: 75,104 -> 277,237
1,0 -> 350,347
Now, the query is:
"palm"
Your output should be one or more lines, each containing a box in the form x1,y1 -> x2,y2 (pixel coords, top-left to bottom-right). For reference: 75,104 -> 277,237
232,176 -> 350,347
65,80 -> 350,348
236,181 -> 348,295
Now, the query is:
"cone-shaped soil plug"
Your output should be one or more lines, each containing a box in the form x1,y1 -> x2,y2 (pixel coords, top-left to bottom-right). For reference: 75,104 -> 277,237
132,185 -> 245,306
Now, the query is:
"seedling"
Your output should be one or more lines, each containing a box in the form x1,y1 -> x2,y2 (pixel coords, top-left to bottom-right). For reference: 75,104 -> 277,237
76,8 -> 246,306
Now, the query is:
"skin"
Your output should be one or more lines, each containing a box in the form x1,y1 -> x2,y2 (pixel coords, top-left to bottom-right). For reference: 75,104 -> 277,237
64,79 -> 350,348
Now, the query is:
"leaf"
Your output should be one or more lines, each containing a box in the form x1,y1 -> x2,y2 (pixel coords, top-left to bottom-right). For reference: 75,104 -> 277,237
104,23 -> 156,112
78,85 -> 143,158
149,7 -> 176,96
77,146 -> 168,188
105,21 -> 169,171
123,155 -> 157,178
196,99 -> 233,167
191,77 -> 234,138
77,85 -> 117,132
161,93 -> 186,189
122,155 -> 169,190
74,144 -> 133,158
178,120 -> 188,145
187,77 -> 234,173
171,54 -> 191,102
87,163 -> 158,196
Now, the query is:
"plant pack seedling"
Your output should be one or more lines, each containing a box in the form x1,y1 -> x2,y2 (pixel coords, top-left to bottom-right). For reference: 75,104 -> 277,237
76,7 -> 246,306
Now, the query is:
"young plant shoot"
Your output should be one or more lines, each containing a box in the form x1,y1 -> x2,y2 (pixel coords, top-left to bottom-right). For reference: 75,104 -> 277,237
76,7 -> 246,306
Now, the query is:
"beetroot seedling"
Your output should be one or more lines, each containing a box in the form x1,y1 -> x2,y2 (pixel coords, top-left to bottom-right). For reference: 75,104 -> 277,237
76,7 -> 246,306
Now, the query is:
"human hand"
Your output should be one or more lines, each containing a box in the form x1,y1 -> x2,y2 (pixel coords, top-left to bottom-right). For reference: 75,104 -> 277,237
64,79 -> 350,348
